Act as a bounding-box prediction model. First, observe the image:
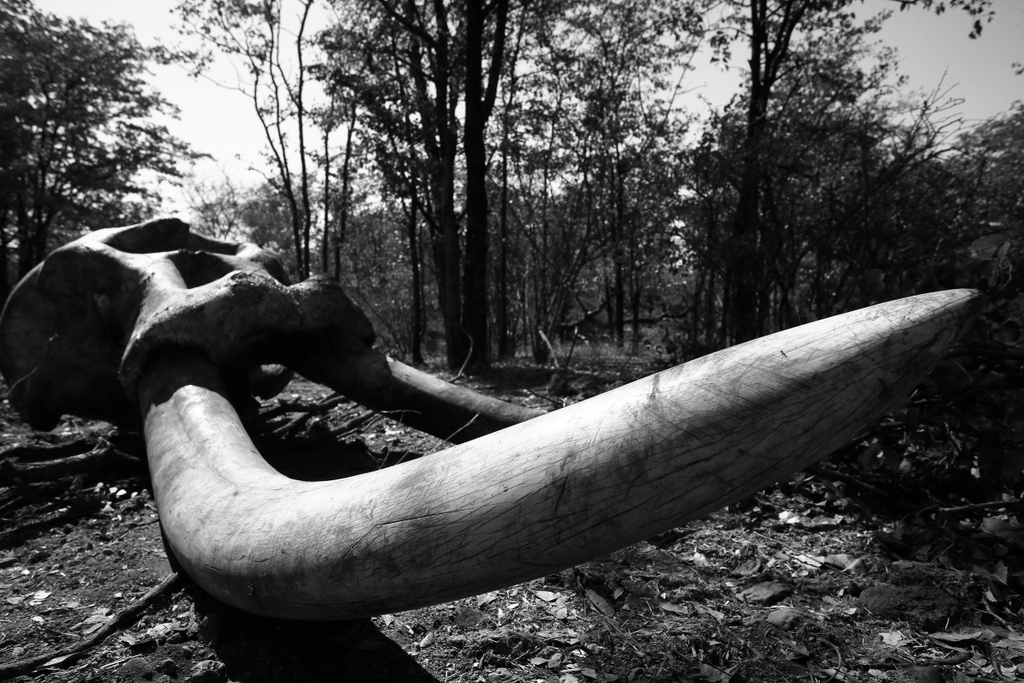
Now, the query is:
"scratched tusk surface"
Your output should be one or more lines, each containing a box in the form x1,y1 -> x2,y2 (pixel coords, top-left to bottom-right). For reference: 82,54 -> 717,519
141,289 -> 982,620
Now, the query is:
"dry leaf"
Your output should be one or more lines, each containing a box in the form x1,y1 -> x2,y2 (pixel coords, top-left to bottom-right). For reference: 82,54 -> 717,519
880,631 -> 909,647
981,518 -> 1024,549
659,601 -> 688,615
929,631 -> 984,645
586,589 -> 615,617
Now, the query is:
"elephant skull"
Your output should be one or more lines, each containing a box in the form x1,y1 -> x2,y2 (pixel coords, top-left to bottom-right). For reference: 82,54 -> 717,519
0,218 -> 982,619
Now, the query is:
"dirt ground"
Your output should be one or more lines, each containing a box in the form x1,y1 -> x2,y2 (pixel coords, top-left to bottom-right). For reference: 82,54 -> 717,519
1,360 -> 1023,683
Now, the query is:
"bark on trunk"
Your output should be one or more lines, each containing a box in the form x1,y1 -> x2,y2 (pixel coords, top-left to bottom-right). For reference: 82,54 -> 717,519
408,179 -> 425,365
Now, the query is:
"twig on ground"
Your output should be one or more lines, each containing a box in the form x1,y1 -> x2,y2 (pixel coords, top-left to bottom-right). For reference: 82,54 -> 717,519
444,413 -> 480,443
269,412 -> 312,437
817,639 -> 843,683
0,498 -> 103,550
522,387 -> 563,408
916,651 -> 972,666
0,481 -> 67,516
537,329 -> 560,370
926,499 -> 1020,515
250,393 -> 357,436
981,600 -> 1016,632
331,410 -> 378,439
0,571 -> 185,680
259,393 -> 351,422
810,465 -> 905,508
0,438 -> 99,462
854,650 -> 971,671
0,445 -> 145,486
450,332 -> 475,383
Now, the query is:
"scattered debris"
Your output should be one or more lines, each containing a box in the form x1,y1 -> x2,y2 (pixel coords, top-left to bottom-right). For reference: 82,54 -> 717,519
2,368 -> 1023,682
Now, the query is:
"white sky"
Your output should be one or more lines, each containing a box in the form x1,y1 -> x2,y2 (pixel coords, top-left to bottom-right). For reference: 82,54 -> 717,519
33,0 -> 1024,215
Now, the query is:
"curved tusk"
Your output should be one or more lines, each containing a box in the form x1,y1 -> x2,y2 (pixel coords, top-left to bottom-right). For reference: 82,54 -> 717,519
285,350 -> 545,443
141,290 -> 981,620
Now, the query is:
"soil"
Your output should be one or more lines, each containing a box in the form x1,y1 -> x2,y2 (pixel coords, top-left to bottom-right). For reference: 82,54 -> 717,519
1,360 -> 1023,683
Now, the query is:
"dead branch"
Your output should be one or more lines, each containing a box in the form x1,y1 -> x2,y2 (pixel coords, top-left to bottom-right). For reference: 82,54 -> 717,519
809,464 -> 906,509
330,410 -> 379,439
0,497 -> 103,550
0,481 -> 68,517
0,445 -> 145,486
0,438 -> 98,462
258,392 -> 351,422
0,572 -> 185,680
926,499 -> 1021,515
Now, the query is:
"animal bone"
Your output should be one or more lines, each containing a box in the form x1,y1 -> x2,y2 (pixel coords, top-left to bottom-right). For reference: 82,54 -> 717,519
0,219 -> 982,619
0,218 -> 541,441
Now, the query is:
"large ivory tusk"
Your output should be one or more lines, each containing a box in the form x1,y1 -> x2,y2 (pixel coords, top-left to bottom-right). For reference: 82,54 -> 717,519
295,354 -> 546,442
141,289 -> 980,620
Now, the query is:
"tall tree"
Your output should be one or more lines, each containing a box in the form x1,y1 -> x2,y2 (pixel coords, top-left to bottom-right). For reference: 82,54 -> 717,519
957,103 -> 1024,237
714,0 -> 849,343
460,0 -> 509,370
711,0 -> 996,343
498,0 -> 697,357
0,1 -> 192,300
321,0 -> 515,369
177,0 -> 321,279
364,0 -> 463,369
676,4 -> 991,356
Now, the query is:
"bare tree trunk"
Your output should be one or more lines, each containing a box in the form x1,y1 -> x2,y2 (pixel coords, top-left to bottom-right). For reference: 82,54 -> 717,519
334,103 -> 357,282
460,0 -> 508,371
438,145 -> 462,369
630,279 -> 641,354
496,133 -> 511,358
462,2 -> 491,370
409,175 -> 424,364
495,8 -> 526,360
321,126 -> 331,277
726,0 -> 809,344
292,0 -> 315,279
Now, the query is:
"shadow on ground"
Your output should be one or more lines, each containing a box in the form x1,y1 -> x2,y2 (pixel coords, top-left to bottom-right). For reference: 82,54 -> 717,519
189,588 -> 440,683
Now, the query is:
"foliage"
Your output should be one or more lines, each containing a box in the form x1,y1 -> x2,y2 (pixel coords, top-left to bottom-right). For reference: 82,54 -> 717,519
883,104 -> 1024,493
180,170 -> 253,242
175,0 -> 326,280
0,1 -> 194,300
956,101 -> 1024,236
895,0 -> 996,38
333,201 -> 433,358
171,0 -> 1018,399
319,0 -> 517,370
182,176 -> 300,279
494,0 -> 700,360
